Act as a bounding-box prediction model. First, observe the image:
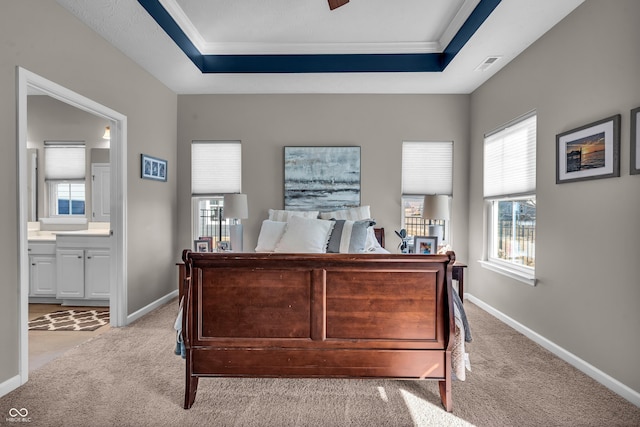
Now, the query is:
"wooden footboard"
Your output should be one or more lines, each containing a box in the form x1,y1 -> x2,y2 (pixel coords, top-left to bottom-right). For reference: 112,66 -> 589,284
181,251 -> 456,411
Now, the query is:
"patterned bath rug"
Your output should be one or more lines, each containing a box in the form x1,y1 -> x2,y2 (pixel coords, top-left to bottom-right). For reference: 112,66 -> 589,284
29,309 -> 109,331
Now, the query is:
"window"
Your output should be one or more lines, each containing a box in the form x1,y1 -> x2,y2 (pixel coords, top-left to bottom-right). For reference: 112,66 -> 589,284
49,182 -> 85,216
44,143 -> 86,217
401,141 -> 453,245
482,112 -> 537,284
191,141 -> 241,244
192,196 -> 226,244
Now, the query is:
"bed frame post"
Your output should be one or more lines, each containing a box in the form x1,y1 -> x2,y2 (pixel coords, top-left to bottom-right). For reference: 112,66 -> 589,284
182,250 -> 199,409
438,250 -> 456,412
438,352 -> 453,411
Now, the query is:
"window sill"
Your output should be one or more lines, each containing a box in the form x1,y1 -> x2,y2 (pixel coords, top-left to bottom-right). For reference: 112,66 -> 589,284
40,217 -> 88,226
479,260 -> 536,286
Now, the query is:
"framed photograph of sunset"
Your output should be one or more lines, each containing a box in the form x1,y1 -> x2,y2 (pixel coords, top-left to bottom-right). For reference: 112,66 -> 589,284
556,114 -> 620,184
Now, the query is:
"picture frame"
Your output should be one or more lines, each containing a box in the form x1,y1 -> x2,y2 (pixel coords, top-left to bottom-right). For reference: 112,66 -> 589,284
556,114 -> 620,184
199,236 -> 213,251
194,239 -> 210,253
141,153 -> 168,182
414,236 -> 438,255
631,107 -> 640,175
217,241 -> 229,252
284,146 -> 361,211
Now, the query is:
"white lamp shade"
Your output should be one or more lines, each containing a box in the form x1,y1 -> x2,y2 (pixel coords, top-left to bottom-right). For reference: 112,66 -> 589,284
422,195 -> 450,221
223,193 -> 248,219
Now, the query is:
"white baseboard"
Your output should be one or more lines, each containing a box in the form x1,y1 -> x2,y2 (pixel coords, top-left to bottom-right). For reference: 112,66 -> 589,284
126,289 -> 178,325
0,374 -> 22,399
465,293 -> 640,408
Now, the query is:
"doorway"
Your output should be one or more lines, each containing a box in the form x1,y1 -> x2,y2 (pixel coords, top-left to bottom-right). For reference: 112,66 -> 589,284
17,67 -> 128,386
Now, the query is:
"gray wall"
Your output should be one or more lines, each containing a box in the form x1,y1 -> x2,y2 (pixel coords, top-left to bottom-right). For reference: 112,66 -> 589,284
0,1 -> 177,385
176,94 -> 470,261
469,0 -> 640,393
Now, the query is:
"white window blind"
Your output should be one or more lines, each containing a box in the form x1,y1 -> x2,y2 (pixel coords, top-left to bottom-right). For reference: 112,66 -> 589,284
484,114 -> 537,198
191,141 -> 241,195
44,144 -> 86,180
402,141 -> 453,195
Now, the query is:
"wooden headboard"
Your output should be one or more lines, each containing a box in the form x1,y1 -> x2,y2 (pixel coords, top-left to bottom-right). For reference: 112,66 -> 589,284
374,227 -> 385,248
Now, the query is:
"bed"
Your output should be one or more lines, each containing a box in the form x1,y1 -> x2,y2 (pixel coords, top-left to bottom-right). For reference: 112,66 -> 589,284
180,250 -> 462,412
177,206 -> 467,412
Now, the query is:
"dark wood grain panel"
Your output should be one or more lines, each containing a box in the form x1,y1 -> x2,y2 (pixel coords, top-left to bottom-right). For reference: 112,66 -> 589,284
198,268 -> 311,339
326,270 -> 438,340
192,348 -> 445,379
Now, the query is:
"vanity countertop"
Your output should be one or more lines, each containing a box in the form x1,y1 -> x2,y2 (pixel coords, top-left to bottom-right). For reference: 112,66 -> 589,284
28,228 -> 110,242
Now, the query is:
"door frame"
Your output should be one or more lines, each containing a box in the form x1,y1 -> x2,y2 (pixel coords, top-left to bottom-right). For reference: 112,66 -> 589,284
16,67 -> 128,385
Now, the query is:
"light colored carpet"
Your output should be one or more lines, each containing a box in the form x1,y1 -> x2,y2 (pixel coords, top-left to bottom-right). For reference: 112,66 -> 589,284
2,300 -> 639,427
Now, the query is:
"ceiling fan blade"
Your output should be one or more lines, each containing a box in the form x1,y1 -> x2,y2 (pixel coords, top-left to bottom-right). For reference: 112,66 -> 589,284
328,0 -> 349,10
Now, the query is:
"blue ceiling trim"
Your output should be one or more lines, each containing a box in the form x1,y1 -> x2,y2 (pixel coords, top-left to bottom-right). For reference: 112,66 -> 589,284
200,53 -> 443,74
137,0 -> 501,74
138,0 -> 203,69
442,0 -> 502,69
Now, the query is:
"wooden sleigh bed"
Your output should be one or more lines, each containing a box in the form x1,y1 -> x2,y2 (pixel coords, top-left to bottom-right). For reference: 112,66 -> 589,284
180,248 -> 459,411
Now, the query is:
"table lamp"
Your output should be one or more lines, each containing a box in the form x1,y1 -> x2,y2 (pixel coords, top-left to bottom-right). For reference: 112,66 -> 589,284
223,193 -> 248,252
422,195 -> 450,244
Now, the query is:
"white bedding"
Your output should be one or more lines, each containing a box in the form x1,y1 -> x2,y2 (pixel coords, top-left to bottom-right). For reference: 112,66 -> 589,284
256,206 -> 386,254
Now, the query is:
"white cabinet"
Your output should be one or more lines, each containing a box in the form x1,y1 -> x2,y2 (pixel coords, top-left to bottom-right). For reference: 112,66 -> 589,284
56,235 -> 111,301
28,242 -> 57,297
29,255 -> 57,296
91,163 -> 110,222
85,249 -> 110,299
56,249 -> 85,298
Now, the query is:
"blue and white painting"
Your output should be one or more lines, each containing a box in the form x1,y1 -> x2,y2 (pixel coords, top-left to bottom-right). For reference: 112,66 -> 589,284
284,146 -> 360,211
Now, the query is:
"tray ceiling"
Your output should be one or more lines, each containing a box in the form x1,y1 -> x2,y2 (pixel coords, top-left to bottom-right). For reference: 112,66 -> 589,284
56,0 -> 584,94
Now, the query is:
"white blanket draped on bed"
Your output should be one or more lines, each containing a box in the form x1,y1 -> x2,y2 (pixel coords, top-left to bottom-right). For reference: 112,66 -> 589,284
451,289 -> 471,381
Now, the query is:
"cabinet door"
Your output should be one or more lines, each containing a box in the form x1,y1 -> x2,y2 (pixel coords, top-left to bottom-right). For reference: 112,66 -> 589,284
29,255 -> 57,296
85,249 -> 110,299
56,249 -> 85,298
91,163 -> 110,222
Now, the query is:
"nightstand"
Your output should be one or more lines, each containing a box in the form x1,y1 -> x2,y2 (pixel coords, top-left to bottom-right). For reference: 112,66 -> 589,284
452,262 -> 467,301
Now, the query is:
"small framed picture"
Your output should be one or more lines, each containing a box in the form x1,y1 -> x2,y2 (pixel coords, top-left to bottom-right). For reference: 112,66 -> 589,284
414,236 -> 438,255
631,107 -> 639,175
217,241 -> 229,252
556,114 -> 620,184
194,239 -> 210,253
141,153 -> 168,182
199,236 -> 213,251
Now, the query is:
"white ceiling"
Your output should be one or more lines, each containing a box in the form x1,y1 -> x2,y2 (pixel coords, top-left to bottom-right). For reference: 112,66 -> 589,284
56,0 -> 584,94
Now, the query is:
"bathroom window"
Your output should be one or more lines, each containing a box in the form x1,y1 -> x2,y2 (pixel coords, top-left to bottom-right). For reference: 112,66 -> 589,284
44,142 -> 86,217
49,181 -> 85,216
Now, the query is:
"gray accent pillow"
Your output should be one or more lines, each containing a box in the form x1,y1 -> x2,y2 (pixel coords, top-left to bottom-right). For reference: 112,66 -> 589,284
326,219 -> 375,253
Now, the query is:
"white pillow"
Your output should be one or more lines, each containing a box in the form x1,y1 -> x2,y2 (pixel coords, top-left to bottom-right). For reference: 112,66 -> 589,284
254,220 -> 287,252
268,209 -> 320,222
274,216 -> 335,253
319,205 -> 371,220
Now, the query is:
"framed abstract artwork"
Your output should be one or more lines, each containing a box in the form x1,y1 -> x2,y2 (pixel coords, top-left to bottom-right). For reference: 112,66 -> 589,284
284,146 -> 360,211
